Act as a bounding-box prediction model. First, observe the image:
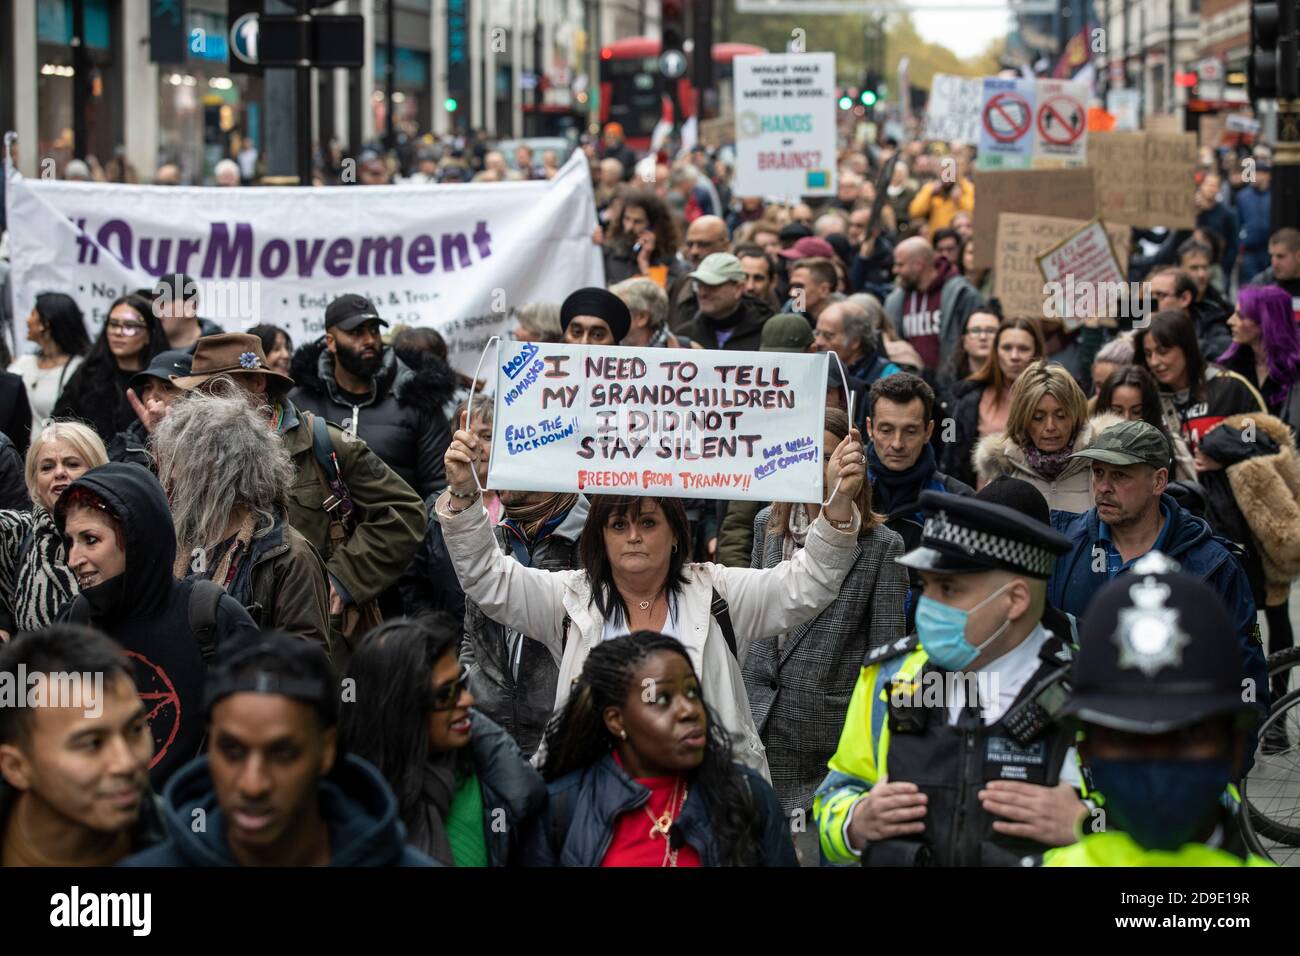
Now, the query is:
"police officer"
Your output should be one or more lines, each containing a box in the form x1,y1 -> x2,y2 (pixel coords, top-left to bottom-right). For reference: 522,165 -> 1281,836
814,490 -> 1087,866
1042,553 -> 1271,867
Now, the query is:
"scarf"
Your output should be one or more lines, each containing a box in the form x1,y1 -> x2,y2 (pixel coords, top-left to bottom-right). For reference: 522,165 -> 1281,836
1022,441 -> 1076,481
173,512 -> 257,588
503,492 -> 578,540
867,442 -> 937,517
407,752 -> 458,866
780,503 -> 813,563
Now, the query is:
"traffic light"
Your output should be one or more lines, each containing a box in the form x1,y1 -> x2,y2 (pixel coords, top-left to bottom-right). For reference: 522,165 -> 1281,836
1251,1 -> 1300,102
860,89 -> 878,107
662,0 -> 686,57
838,95 -> 853,110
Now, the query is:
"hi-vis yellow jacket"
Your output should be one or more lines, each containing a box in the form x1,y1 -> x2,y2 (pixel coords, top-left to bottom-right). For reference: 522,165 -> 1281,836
813,635 -> 929,865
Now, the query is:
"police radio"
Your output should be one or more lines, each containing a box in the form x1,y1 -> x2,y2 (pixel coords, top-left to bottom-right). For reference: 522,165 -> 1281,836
1001,668 -> 1071,744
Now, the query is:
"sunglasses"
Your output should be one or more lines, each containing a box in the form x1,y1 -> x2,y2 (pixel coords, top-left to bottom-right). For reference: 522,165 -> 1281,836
107,320 -> 148,336
429,665 -> 471,711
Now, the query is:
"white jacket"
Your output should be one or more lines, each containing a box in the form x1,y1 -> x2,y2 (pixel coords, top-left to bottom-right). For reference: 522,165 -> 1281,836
436,492 -> 864,779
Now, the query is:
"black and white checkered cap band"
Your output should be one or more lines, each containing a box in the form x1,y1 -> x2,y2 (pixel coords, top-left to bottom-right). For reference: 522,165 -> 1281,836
922,509 -> 1056,576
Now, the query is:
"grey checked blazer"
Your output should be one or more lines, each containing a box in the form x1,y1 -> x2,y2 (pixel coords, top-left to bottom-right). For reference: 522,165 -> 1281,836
741,507 -> 908,818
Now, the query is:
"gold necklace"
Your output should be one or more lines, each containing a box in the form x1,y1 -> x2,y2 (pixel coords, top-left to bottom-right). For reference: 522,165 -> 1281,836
644,777 -> 688,867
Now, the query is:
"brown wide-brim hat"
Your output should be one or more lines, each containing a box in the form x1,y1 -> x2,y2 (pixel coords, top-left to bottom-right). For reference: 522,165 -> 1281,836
171,332 -> 296,394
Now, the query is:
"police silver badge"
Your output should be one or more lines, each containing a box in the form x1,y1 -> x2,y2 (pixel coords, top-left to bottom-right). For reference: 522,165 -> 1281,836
1114,574 -> 1189,677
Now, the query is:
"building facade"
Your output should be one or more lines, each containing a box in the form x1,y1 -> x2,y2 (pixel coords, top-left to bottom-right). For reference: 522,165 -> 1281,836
3,0 -> 606,183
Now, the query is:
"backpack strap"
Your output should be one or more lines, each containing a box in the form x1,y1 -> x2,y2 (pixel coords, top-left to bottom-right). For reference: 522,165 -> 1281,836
306,411 -> 354,549
189,579 -> 224,666
710,587 -> 737,659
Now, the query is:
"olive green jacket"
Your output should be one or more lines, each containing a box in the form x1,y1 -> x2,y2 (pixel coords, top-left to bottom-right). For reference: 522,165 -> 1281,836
279,400 -> 427,606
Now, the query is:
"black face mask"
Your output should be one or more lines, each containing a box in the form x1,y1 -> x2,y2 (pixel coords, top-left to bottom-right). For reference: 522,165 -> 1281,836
80,573 -> 126,619
334,339 -> 383,381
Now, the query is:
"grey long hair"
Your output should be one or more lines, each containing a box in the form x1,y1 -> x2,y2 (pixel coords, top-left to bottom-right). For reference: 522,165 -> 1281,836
151,386 -> 293,557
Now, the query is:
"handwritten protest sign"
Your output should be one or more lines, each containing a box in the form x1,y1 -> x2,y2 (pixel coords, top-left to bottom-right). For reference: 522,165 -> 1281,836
1036,219 -> 1127,331
993,213 -> 1130,324
1088,131 -> 1196,228
971,167 -> 1096,271
486,343 -> 829,502
924,74 -> 983,144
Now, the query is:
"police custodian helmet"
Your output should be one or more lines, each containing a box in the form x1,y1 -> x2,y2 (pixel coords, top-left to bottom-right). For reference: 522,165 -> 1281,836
1060,552 -> 1258,735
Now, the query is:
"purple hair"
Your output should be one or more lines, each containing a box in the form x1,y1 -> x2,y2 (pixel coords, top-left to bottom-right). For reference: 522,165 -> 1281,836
1219,285 -> 1300,402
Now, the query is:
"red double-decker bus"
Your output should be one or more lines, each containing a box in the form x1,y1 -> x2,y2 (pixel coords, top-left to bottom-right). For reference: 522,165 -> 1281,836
599,37 -> 766,150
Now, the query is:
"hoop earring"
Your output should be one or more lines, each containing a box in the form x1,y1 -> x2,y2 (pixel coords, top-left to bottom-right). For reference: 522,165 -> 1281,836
671,544 -> 678,554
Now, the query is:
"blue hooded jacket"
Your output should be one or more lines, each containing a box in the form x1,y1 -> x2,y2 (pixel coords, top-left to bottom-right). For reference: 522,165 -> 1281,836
1048,495 -> 1269,721
120,754 -> 436,867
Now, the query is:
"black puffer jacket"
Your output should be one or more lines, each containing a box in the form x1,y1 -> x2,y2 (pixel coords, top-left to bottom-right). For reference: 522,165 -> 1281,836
288,340 -> 458,499
55,464 -> 260,788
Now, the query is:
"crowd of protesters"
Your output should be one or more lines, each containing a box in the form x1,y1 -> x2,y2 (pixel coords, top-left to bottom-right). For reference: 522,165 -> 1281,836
0,107 -> 1298,870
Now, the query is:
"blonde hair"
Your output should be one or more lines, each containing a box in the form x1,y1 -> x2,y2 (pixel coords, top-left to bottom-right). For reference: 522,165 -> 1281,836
1005,361 -> 1090,449
24,421 -> 109,502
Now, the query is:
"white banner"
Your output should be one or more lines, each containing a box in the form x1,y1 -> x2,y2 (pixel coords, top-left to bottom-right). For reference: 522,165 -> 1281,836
4,150 -> 604,375
732,52 -> 837,199
485,342 -> 830,502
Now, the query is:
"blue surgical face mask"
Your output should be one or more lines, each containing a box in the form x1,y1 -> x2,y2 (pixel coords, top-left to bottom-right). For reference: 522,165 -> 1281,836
1087,758 -> 1231,852
915,582 -> 1012,671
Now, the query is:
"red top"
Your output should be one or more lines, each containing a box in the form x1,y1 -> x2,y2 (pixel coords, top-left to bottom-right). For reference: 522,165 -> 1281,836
600,755 -> 701,868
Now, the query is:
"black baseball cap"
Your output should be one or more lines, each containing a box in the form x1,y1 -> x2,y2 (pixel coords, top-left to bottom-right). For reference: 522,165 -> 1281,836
1062,553 -> 1256,734
897,490 -> 1072,579
325,293 -> 388,332
128,349 -> 193,393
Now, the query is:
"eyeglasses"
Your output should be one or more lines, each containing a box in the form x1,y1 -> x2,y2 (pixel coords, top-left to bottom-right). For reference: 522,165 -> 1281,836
965,327 -> 998,338
429,665 -> 471,711
107,320 -> 148,336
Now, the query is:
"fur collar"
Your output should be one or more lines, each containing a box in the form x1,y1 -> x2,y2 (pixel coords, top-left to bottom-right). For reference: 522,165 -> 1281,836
973,411 -> 1125,483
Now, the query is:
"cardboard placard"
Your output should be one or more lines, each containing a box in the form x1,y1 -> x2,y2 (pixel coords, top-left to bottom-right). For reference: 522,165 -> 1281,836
698,115 -> 735,149
1143,113 -> 1182,134
1088,131 -> 1197,228
971,167 -> 1097,271
1199,113 -> 1227,148
993,213 -> 1130,325
1036,219 -> 1127,331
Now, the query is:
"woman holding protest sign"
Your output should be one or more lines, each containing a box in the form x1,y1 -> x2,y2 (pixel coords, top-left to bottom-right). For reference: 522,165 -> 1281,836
435,408 -> 869,779
53,293 -> 168,441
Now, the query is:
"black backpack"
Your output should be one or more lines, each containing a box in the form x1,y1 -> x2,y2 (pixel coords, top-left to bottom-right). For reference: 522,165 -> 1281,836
65,578 -> 224,665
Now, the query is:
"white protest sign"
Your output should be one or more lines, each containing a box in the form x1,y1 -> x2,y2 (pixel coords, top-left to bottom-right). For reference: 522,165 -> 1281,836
485,342 -> 829,502
733,52 -> 837,198
1226,114 -> 1261,134
1036,219 -> 1127,331
924,74 -> 983,145
1033,79 -> 1089,167
4,151 -> 603,376
977,76 -> 1036,170
1106,89 -> 1141,131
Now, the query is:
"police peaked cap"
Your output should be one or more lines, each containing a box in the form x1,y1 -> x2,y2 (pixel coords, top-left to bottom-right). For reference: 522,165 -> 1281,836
896,490 -> 1071,579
